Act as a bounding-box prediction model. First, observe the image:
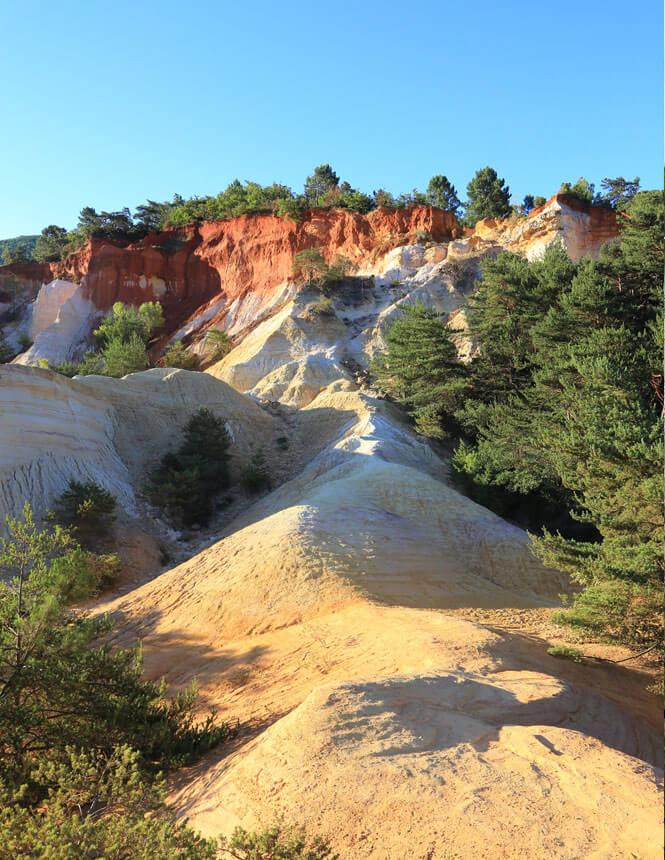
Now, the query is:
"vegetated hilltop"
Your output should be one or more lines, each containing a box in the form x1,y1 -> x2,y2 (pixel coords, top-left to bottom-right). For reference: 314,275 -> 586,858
0,178 -> 662,858
0,193 -> 617,371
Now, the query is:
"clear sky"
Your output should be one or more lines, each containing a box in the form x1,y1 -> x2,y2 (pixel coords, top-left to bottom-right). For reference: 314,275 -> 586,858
1,0 -> 662,237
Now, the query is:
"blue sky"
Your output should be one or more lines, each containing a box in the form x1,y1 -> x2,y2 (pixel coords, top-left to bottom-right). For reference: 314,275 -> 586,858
1,0 -> 662,237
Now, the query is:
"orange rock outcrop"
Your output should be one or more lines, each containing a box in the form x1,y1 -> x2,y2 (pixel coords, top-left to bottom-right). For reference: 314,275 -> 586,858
1,206 -> 459,319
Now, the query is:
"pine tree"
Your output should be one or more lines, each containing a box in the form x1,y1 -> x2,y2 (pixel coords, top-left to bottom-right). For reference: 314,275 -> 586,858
464,166 -> 512,226
371,301 -> 466,438
426,175 -> 462,217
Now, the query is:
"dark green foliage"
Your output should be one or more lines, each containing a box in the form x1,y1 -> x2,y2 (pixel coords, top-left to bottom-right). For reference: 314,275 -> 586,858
162,339 -> 198,370
372,191 -> 664,643
149,408 -> 231,526
206,328 -> 232,362
51,480 -> 116,547
47,359 -> 79,377
426,175 -> 462,216
276,435 -> 290,450
0,745 -> 219,859
372,188 -> 398,208
533,195 -> 547,208
1,243 -> 31,264
371,301 -> 466,439
464,166 -> 512,226
0,748 -> 336,860
32,225 -> 69,262
0,505 -> 232,797
292,249 -> 355,295
94,300 -> 164,346
17,332 -> 31,351
101,334 -> 149,377
218,822 -> 339,858
0,334 -> 14,363
559,176 -> 595,204
243,449 -> 270,493
304,164 -> 340,206
134,198 -> 180,233
167,181 -> 301,227
79,300 -> 165,378
599,176 -> 640,210
0,235 -> 38,262
72,350 -> 104,376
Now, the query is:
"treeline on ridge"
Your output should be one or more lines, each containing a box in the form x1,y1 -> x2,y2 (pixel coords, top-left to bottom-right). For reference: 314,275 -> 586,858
372,189 -> 663,646
2,166 -> 640,266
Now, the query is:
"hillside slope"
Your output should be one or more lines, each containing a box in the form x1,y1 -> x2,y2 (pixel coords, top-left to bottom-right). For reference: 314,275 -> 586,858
1,198 -> 660,858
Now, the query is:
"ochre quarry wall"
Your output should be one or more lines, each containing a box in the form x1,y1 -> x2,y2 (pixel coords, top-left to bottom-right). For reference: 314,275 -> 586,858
473,193 -> 620,260
1,206 -> 459,314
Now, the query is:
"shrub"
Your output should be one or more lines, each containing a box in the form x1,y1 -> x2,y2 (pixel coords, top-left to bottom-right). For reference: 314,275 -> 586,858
102,334 -> 149,377
549,581 -> 663,646
559,177 -> 595,204
292,250 -> 356,296
0,753 -> 336,859
75,350 -> 104,375
148,408 -> 231,526
309,296 -> 334,316
94,301 -> 164,347
49,359 -> 80,377
0,504 -> 233,794
52,479 -> 116,546
206,327 -> 232,362
275,435 -> 290,450
162,339 -> 197,370
17,332 -> 32,351
0,333 -> 14,363
415,228 -> 433,243
243,449 -> 270,493
547,645 -> 583,662
219,822 -> 338,859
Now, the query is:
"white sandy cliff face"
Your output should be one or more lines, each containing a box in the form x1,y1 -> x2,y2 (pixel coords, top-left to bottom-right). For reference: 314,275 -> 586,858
0,200 -> 660,859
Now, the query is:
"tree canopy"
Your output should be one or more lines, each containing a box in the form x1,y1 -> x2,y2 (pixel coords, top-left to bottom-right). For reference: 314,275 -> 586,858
464,166 -> 512,226
372,190 -> 664,644
426,175 -> 462,216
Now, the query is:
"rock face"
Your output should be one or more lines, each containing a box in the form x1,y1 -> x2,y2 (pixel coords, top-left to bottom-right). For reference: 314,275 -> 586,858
14,280 -> 98,367
0,198 -> 619,369
2,206 -> 459,339
0,365 -> 276,534
472,193 -> 620,261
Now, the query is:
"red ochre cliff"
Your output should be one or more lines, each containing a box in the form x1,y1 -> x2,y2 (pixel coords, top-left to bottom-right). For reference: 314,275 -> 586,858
0,197 -> 619,348
1,206 -> 459,322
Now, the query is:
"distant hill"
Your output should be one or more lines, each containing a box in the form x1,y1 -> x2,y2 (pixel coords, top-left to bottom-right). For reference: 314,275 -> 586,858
0,234 -> 38,261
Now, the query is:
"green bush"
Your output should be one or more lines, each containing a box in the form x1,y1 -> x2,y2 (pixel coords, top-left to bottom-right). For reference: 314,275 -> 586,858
0,750 -> 336,859
148,408 -> 231,526
415,228 -> 433,243
0,335 -> 14,363
17,332 -> 32,351
51,479 -> 117,546
547,645 -> 583,662
162,339 -> 197,370
206,328 -> 232,362
0,504 -> 233,796
94,301 -> 164,346
309,296 -> 334,316
101,334 -> 149,377
243,449 -> 270,493
219,822 -> 338,859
